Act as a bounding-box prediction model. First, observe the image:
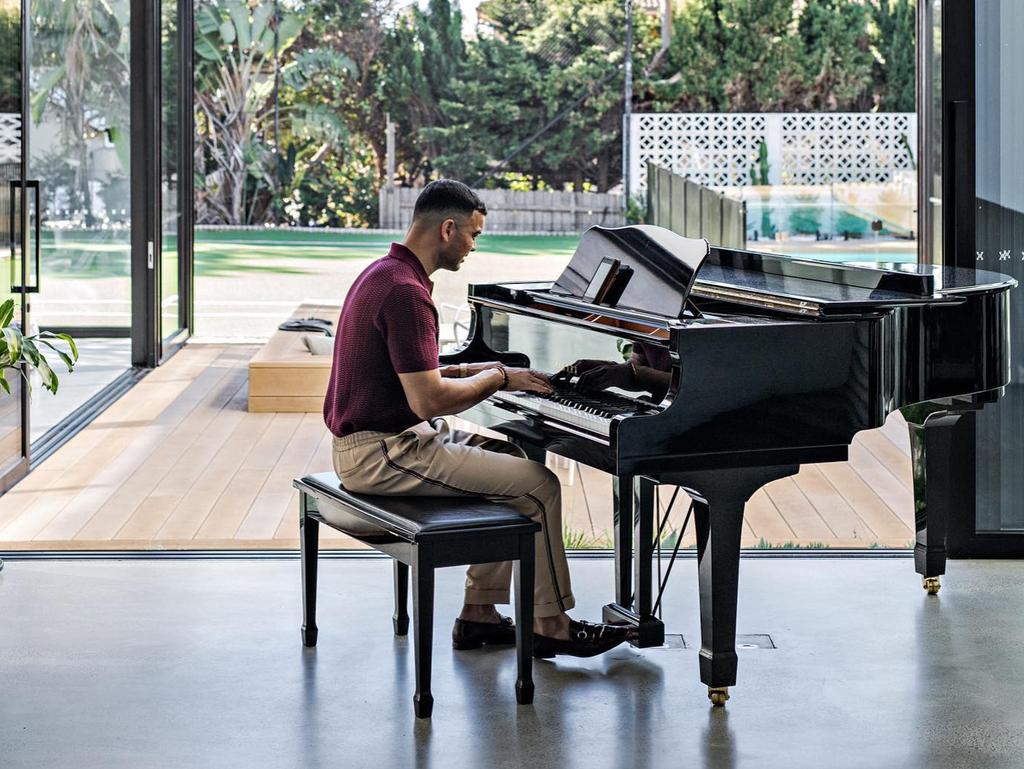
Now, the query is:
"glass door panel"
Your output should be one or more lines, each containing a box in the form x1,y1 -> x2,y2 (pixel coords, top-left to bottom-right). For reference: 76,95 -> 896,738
973,0 -> 1024,536
160,0 -> 182,344
0,0 -> 25,487
27,0 -> 133,440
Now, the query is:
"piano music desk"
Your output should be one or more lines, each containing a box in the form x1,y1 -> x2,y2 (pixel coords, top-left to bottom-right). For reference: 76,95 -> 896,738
247,303 -> 338,412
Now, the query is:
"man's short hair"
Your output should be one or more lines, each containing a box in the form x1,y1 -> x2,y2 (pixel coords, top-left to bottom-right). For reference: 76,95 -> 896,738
411,179 -> 487,223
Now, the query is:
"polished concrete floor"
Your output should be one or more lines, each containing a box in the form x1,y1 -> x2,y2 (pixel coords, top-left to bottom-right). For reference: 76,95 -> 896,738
1,556 -> 1022,769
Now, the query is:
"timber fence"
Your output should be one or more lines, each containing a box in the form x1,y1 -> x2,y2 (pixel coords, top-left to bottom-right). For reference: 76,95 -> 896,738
378,187 -> 625,233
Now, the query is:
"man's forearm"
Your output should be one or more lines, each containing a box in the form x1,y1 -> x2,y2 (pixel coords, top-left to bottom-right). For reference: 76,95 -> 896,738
440,361 -> 504,379
425,368 -> 505,417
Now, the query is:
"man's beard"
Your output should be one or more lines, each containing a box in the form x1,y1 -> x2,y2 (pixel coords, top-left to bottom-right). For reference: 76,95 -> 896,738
440,248 -> 465,271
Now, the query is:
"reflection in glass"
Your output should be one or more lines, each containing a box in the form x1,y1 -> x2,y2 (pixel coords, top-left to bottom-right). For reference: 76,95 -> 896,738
493,312 -> 671,404
161,0 -> 180,341
974,0 -> 1024,532
29,0 -> 133,439
0,0 -> 23,477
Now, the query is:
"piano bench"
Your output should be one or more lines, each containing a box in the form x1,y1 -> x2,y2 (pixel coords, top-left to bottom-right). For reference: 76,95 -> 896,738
293,472 -> 540,719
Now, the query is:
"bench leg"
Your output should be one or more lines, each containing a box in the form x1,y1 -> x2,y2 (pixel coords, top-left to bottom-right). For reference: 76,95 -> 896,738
412,548 -> 434,719
300,499 -> 319,647
515,533 -> 535,705
393,560 -> 410,636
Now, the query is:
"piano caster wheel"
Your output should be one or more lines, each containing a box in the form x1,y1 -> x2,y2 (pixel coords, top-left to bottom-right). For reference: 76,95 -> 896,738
707,687 -> 730,707
923,576 -> 941,595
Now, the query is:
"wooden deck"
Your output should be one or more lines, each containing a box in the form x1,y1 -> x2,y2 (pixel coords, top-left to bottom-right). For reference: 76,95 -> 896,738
0,343 -> 914,551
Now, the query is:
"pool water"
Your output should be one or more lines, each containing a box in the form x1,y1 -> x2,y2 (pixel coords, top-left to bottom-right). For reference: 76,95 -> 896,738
733,187 -> 916,241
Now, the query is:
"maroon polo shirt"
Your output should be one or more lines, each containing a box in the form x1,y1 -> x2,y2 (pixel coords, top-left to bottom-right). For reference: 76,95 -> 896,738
324,243 -> 439,436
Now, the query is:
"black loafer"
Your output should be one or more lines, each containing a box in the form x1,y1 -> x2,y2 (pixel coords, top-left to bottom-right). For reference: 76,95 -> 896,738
452,615 -> 516,650
533,619 -> 630,659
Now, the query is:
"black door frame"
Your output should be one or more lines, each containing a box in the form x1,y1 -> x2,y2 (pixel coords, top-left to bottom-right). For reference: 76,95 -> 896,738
131,0 -> 194,368
936,1 -> 1024,557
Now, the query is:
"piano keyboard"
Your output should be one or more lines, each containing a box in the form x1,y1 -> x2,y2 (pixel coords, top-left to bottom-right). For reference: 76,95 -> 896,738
490,389 -> 642,436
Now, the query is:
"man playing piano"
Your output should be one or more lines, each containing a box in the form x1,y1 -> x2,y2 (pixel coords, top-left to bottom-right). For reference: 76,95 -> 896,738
324,179 -> 630,658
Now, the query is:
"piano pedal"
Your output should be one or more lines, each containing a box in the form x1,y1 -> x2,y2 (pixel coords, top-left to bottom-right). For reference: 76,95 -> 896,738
922,576 -> 941,595
707,687 -> 730,707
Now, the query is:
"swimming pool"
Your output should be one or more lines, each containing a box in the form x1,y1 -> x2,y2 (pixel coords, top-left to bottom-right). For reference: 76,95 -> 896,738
727,185 -> 916,242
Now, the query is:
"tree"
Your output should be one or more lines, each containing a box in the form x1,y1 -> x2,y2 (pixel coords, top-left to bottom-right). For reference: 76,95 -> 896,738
645,0 -> 912,114
375,0 -> 467,185
427,0 -> 656,191
870,0 -> 915,112
193,0 -> 304,224
798,0 -> 875,111
297,0 -> 392,182
30,0 -> 131,223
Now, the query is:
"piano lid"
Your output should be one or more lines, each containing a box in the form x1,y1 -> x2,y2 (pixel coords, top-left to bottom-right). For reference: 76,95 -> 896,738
551,225 -> 709,319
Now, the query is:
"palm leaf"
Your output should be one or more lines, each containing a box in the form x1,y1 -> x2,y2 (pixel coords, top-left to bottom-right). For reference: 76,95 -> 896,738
3,326 -> 21,361
34,337 -> 75,373
0,298 -> 14,328
37,331 -> 79,362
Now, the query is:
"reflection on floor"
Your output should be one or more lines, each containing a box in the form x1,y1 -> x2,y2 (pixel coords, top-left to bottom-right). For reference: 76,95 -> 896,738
30,338 -> 132,440
2,557 -> 1023,768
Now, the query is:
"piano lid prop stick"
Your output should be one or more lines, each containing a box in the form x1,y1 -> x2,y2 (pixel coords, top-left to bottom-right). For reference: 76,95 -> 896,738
652,502 -> 694,618
653,486 -> 681,615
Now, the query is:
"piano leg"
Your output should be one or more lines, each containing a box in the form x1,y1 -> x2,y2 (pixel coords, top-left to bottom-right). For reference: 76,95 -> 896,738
677,465 -> 798,706
904,408 -> 966,595
612,475 -> 633,609
603,476 -> 666,647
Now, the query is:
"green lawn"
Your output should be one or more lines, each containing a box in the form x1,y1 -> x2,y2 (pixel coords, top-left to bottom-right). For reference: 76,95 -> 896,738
40,229 -> 579,280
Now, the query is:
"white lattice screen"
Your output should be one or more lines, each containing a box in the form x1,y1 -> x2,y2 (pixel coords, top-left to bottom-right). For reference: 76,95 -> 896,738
0,113 -> 20,164
629,112 -> 916,196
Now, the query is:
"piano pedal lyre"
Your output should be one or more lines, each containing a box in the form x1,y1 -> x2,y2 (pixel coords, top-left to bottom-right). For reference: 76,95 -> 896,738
707,687 -> 730,707
922,576 -> 941,595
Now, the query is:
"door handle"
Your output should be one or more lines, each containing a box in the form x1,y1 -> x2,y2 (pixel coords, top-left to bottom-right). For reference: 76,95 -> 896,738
948,100 -> 972,269
9,179 -> 40,294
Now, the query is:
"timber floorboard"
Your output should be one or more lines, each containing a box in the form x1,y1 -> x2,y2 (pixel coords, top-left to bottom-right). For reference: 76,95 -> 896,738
0,343 -> 917,551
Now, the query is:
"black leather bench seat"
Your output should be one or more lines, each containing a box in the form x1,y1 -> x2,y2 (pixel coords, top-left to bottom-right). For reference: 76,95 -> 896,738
294,471 -> 539,718
295,472 -> 536,542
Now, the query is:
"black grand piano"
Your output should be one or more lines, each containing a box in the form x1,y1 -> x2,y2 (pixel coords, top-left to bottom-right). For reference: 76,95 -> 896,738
441,224 -> 1015,706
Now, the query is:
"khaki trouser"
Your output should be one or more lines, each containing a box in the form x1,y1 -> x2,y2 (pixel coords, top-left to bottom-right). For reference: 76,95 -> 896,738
330,418 -> 575,618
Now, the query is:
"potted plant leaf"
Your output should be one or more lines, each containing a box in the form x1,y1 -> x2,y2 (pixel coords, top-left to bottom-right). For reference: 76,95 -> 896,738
0,297 -> 78,395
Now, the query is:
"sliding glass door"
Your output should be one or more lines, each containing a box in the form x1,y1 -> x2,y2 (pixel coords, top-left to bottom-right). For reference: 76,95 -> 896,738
0,0 -> 192,468
26,0 -> 135,440
0,0 -> 26,490
928,1 -> 1024,554
971,1 -> 1024,548
159,0 -> 190,350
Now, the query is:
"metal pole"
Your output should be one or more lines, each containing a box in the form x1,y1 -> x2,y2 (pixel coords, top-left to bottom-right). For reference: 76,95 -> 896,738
623,0 -> 633,209
385,113 -> 396,228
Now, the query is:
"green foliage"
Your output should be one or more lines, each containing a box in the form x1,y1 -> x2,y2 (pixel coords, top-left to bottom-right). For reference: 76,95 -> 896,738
869,0 -> 916,112
647,0 -> 911,113
30,0 -> 131,224
754,538 -> 829,550
562,524 -> 613,550
283,142 -> 379,228
0,299 -> 78,395
625,195 -> 647,225
194,0 -> 307,224
798,0 -> 875,110
193,0 -> 917,224
750,140 -> 770,186
0,6 -> 20,113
